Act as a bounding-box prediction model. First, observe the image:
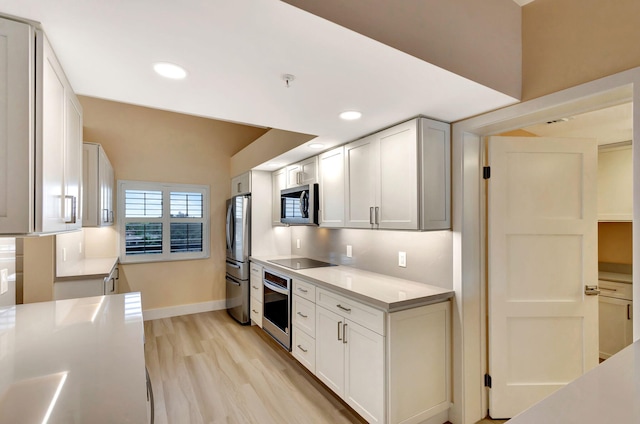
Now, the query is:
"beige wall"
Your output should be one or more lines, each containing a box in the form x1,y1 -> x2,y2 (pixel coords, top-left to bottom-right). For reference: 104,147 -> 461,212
522,0 -> 640,100
230,129 -> 316,177
79,96 -> 267,310
283,0 -> 522,99
599,222 -> 633,265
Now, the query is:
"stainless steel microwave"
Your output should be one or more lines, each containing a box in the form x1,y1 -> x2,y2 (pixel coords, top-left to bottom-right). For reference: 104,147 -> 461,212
280,184 -> 318,225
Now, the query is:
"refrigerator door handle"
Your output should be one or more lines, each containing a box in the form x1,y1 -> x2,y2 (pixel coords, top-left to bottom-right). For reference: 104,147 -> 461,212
241,196 -> 250,260
226,201 -> 234,251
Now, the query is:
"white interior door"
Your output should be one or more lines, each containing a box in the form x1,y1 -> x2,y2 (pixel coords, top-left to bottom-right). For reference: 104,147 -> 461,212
487,136 -> 599,419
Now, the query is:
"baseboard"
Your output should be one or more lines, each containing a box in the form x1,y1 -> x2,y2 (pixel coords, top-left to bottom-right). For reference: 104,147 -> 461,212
143,300 -> 226,321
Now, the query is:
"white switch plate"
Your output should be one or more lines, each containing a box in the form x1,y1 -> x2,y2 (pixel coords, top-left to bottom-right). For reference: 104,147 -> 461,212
79,242 -> 83,254
346,245 -> 352,258
62,248 -> 67,262
296,239 -> 301,249
398,251 -> 407,268
0,269 -> 7,295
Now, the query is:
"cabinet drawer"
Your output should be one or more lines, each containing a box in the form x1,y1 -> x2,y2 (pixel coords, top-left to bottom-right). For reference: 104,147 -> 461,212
293,295 -> 316,336
250,262 -> 262,279
292,328 -> 315,373
250,276 -> 263,300
599,280 -> 632,300
293,278 -> 316,302
316,288 -> 385,335
250,298 -> 263,328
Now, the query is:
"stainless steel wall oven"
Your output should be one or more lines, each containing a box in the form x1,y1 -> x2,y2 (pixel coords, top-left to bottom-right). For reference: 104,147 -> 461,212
262,268 -> 291,350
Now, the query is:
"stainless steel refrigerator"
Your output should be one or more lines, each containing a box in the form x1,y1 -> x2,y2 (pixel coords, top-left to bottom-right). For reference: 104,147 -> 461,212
225,194 -> 251,324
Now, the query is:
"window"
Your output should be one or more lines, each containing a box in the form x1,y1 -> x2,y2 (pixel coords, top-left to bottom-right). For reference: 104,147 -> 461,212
118,181 -> 210,263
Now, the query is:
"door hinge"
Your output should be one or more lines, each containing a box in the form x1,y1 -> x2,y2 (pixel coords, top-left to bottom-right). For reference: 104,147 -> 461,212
484,373 -> 492,388
483,166 -> 491,179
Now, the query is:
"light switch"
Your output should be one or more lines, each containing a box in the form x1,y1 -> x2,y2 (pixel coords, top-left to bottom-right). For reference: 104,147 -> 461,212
62,248 -> 67,262
346,245 -> 353,258
296,239 -> 301,249
398,251 -> 407,268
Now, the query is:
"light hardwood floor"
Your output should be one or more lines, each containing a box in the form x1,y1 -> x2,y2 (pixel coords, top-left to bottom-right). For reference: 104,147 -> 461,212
144,310 -> 368,424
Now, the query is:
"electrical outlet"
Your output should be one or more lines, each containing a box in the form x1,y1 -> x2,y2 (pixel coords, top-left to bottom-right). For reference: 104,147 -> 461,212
0,269 -> 7,295
296,239 -> 301,249
398,251 -> 407,268
346,245 -> 352,258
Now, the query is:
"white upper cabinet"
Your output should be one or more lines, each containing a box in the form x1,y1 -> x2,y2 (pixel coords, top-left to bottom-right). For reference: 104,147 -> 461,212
344,117 -> 450,230
598,145 -> 632,221
231,171 -> 251,196
83,142 -> 115,227
318,147 -> 346,227
0,17 -> 82,234
420,118 -> 451,230
286,156 -> 318,187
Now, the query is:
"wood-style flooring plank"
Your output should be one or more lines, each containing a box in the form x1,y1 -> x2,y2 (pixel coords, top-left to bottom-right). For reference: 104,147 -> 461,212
145,310 -> 365,424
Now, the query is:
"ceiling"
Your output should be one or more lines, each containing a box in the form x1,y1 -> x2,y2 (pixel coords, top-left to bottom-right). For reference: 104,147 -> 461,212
0,0 -> 519,166
522,102 -> 632,146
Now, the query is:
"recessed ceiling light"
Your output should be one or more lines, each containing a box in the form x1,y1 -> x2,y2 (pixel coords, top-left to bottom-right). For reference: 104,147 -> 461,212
339,110 -> 362,120
308,143 -> 324,149
153,62 -> 187,79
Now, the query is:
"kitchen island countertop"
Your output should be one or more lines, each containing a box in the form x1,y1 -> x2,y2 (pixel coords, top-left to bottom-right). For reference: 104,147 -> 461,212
251,256 -> 453,312
0,293 -> 148,424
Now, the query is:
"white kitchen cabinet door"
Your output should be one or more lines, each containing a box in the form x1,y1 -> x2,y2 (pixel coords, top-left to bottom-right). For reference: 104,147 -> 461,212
377,120 -> 419,230
271,168 -> 287,226
315,305 -> 346,397
39,35 -> 68,233
599,297 -> 633,359
0,18 -> 33,234
286,156 -> 318,187
231,172 -> 251,196
83,143 -> 114,227
420,118 -> 451,230
597,145 -> 633,221
318,147 -> 345,227
99,146 -> 115,225
64,93 -> 83,229
345,135 -> 377,229
344,320 -> 385,424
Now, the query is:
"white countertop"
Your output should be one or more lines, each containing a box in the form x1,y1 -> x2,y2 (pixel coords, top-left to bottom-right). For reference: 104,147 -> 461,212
0,293 -> 148,424
251,256 -> 453,312
56,257 -> 118,280
508,338 -> 640,423
599,271 -> 632,284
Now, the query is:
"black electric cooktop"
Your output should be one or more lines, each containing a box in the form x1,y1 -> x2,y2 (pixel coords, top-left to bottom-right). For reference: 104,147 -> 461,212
268,258 -> 336,270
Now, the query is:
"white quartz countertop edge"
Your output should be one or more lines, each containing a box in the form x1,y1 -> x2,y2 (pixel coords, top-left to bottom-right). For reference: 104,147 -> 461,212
56,257 -> 119,280
250,256 -> 453,312
598,271 -> 632,284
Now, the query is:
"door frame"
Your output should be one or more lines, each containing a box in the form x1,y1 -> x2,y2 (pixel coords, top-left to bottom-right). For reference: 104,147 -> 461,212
450,67 -> 640,424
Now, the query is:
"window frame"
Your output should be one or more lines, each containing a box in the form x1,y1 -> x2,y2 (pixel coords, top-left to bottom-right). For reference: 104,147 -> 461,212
118,180 -> 210,264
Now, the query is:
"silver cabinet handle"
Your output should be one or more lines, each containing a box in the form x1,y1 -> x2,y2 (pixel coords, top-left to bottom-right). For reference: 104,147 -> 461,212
109,210 -> 114,223
64,195 -> 77,224
337,304 -> 352,313
628,304 -> 632,320
297,311 -> 308,318
369,207 -> 374,225
103,208 -> 109,223
343,322 -> 348,344
252,285 -> 259,290
297,287 -> 308,293
337,320 -> 342,340
252,309 -> 258,314
375,206 -> 380,225
297,344 -> 308,353
237,182 -> 242,193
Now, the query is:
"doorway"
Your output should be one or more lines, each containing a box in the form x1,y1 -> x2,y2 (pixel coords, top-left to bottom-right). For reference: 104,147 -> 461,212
451,70 -> 640,424
483,103 -> 633,419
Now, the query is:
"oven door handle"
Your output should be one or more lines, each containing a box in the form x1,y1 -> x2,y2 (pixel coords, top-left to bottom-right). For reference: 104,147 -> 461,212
263,280 -> 289,295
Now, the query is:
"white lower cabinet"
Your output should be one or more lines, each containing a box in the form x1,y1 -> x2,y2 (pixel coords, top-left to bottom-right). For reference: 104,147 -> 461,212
54,264 -> 119,300
296,285 -> 450,424
316,305 -> 384,423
